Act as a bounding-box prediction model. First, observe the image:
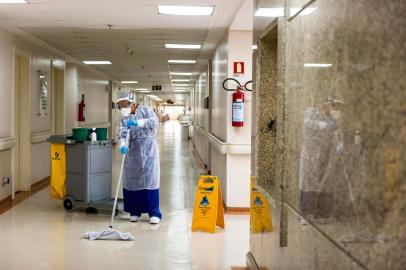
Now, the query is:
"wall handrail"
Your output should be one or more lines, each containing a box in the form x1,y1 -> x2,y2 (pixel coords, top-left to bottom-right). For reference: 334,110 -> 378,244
207,132 -> 251,155
0,137 -> 16,151
31,131 -> 52,144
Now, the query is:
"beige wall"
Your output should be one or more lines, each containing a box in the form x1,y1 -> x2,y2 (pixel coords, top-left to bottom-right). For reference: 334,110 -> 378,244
0,26 -> 115,201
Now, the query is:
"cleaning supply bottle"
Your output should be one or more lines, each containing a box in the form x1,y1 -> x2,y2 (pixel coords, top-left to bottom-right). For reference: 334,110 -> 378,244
354,130 -> 361,145
90,128 -> 97,142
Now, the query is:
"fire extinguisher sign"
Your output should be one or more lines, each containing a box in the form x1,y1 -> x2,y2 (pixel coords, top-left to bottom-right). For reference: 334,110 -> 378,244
233,62 -> 244,75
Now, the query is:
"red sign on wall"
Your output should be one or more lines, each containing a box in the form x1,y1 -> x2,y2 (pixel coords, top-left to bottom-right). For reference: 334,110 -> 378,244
233,62 -> 244,75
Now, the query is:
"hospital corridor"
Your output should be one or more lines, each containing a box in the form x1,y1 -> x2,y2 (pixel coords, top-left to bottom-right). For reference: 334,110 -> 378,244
0,1 -> 404,270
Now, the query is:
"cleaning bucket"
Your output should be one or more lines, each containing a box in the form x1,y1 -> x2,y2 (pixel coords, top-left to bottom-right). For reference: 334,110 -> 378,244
72,128 -> 90,141
96,128 -> 108,140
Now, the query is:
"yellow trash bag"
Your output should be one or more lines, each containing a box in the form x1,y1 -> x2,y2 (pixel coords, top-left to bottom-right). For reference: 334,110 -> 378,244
50,143 -> 66,200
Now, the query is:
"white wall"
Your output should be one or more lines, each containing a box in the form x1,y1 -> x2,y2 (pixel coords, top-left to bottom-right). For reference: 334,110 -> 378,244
209,29 -> 253,208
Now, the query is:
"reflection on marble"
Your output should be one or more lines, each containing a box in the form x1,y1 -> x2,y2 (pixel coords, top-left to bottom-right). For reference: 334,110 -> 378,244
252,23 -> 279,195
251,0 -> 406,269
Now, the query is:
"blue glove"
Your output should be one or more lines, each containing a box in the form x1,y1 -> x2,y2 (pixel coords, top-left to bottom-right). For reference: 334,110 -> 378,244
120,146 -> 129,155
127,119 -> 138,128
325,120 -> 336,130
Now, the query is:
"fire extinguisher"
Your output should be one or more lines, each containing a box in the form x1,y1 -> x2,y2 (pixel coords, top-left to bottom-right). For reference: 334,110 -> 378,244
78,94 -> 85,122
223,78 -> 252,127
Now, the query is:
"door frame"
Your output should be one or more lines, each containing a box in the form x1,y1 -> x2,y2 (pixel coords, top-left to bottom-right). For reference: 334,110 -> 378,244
12,46 -> 32,197
51,61 -> 65,135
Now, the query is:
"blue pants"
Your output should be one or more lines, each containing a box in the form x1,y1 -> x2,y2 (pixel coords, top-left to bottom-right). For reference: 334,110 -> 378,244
123,188 -> 162,219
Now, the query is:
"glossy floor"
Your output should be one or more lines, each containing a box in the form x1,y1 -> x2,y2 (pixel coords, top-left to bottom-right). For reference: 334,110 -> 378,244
0,121 -> 249,270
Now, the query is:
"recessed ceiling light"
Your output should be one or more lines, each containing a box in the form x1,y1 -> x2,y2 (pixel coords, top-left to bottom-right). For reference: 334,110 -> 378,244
165,44 -> 201,49
135,88 -> 148,91
172,84 -> 189,87
304,63 -> 333,67
174,90 -> 189,92
254,7 -> 284,17
139,91 -> 151,93
158,5 -> 214,16
170,72 -> 192,76
255,7 -> 317,17
168,60 -> 197,64
83,61 -> 112,65
172,79 -> 190,82
0,0 -> 27,3
121,81 -> 138,84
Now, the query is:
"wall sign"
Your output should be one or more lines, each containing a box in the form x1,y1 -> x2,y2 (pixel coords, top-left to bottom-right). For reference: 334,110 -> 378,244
233,62 -> 244,75
38,71 -> 48,117
152,85 -> 162,91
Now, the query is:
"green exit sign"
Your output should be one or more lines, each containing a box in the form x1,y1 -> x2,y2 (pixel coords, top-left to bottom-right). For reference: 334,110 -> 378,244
152,85 -> 162,91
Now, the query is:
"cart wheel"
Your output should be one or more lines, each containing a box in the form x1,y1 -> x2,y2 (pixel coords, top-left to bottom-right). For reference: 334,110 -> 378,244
63,197 -> 75,212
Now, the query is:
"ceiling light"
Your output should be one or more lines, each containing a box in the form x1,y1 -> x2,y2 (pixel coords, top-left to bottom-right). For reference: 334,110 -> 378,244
172,84 -> 189,86
255,7 -> 284,17
174,90 -> 189,92
121,81 -> 138,84
168,60 -> 197,64
172,79 -> 190,82
0,0 -> 27,3
83,61 -> 112,65
158,5 -> 214,16
135,88 -> 148,91
252,45 -> 258,50
304,63 -> 333,67
170,72 -> 192,76
165,44 -> 201,50
255,7 -> 317,17
140,91 -> 151,93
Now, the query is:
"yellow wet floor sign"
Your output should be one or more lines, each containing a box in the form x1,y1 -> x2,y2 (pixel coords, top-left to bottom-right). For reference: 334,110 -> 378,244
250,177 -> 272,233
50,143 -> 66,200
192,175 -> 225,233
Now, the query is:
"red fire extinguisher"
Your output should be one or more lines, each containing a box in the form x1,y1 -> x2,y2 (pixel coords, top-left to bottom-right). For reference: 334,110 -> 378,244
223,78 -> 252,127
78,94 -> 85,122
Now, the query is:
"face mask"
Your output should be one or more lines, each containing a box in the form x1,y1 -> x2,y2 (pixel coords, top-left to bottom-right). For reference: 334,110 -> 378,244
121,107 -> 131,117
331,110 -> 341,119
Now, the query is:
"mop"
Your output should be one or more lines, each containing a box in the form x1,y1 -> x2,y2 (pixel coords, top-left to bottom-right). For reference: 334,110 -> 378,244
83,131 -> 135,241
334,132 -> 387,244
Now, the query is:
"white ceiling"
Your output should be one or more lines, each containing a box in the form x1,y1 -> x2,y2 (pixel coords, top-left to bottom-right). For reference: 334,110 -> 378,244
0,0 -> 245,97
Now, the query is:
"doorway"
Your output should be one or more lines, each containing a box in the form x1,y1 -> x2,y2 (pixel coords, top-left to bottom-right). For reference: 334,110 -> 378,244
13,53 -> 32,194
52,64 -> 65,134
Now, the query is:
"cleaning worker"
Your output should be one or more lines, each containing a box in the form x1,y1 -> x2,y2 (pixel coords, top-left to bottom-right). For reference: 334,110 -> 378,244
116,92 -> 162,224
298,96 -> 344,224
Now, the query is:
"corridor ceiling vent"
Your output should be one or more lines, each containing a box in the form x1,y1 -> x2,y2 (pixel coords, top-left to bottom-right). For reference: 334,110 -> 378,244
83,61 -> 112,65
303,63 -> 333,68
168,60 -> 197,64
0,0 -> 26,3
170,72 -> 192,76
165,44 -> 201,49
157,5 -> 214,16
121,81 -> 138,84
255,7 -> 317,17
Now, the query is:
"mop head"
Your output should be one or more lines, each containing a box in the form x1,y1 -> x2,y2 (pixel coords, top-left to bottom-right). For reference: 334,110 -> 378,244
83,227 -> 135,241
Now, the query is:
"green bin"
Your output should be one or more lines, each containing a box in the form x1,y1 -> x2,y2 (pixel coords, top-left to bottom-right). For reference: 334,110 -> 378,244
96,128 -> 108,140
72,128 -> 90,141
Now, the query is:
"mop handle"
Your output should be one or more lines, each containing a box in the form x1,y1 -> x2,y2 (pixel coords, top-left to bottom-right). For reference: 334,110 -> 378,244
110,130 -> 130,228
